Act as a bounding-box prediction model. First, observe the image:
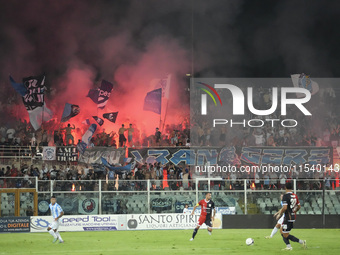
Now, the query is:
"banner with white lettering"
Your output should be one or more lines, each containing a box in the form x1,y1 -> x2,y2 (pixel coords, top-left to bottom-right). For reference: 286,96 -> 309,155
0,217 -> 30,233
128,146 -> 332,178
56,146 -> 78,162
30,215 -> 126,232
126,213 -> 222,230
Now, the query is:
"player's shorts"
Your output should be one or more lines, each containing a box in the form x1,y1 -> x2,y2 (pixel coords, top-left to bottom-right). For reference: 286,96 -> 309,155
197,215 -> 212,228
281,221 -> 294,233
277,215 -> 285,225
49,220 -> 60,230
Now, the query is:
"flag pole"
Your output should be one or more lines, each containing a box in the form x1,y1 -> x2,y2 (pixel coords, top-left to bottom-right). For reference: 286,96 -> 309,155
162,99 -> 169,133
41,103 -> 45,131
41,75 -> 46,130
159,88 -> 163,130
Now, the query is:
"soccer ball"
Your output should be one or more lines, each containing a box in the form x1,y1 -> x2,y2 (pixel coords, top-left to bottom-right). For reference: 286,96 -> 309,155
246,238 -> 254,246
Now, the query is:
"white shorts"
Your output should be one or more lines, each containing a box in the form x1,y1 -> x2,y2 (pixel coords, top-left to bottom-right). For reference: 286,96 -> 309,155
277,215 -> 285,225
49,220 -> 60,230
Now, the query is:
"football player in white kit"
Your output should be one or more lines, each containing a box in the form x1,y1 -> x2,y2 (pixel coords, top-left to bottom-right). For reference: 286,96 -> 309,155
265,194 -> 284,239
47,195 -> 64,243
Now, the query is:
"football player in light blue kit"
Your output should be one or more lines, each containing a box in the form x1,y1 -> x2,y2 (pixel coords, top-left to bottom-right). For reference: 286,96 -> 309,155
47,195 -> 64,243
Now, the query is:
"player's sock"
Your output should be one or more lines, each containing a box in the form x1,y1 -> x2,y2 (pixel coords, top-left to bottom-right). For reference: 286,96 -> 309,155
281,234 -> 290,246
56,231 -> 63,242
288,235 -> 302,243
192,228 -> 198,239
270,227 -> 279,237
48,229 -> 57,239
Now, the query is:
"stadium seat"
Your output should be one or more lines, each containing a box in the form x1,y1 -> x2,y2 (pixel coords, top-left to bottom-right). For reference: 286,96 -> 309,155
329,209 -> 336,214
299,208 -> 306,214
271,198 -> 279,205
259,202 -> 266,208
333,200 -> 340,206
335,205 -> 340,214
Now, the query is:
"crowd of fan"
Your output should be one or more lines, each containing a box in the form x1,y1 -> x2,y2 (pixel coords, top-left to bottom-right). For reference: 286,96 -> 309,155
0,117 -> 190,148
1,161 -> 338,191
0,87 -> 339,192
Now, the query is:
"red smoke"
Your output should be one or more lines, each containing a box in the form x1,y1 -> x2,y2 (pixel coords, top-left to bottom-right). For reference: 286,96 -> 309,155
37,38 -> 190,144
0,1 -> 192,141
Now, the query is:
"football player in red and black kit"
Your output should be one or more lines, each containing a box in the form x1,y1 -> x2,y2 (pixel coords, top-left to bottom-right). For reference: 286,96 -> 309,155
190,192 -> 215,241
274,182 -> 307,251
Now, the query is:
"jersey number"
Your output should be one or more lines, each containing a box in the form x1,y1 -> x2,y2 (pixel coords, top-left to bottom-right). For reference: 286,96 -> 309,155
290,198 -> 297,209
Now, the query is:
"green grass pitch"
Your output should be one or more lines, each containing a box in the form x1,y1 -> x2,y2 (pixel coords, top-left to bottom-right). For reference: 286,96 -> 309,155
1,229 -> 339,255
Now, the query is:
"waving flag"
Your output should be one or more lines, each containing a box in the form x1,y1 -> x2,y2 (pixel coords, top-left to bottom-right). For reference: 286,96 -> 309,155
101,157 -> 135,173
9,76 -> 26,96
151,74 -> 171,99
103,112 -> 118,123
143,88 -> 162,114
61,103 -> 80,122
77,124 -> 97,154
98,80 -> 113,109
10,74 -> 53,130
291,73 -> 319,98
93,116 -> 104,126
87,80 -> 113,109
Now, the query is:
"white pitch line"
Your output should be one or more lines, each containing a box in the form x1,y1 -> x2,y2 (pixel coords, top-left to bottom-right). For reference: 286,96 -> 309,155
0,247 -> 231,255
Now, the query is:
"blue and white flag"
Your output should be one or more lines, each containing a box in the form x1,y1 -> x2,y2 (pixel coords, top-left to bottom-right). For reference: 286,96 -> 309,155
291,73 -> 319,98
143,88 -> 162,114
101,157 -> 134,173
77,124 -> 97,154
61,103 -> 80,122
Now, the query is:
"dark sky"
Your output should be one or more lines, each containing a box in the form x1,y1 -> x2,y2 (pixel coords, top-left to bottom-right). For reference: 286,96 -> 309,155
0,0 -> 340,82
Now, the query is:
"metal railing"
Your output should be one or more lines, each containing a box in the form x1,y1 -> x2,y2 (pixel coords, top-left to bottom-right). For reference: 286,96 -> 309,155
1,178 -> 339,218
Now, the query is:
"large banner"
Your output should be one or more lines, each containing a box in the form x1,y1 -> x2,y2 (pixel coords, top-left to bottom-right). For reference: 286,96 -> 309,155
56,146 -> 78,162
0,217 -> 30,233
128,146 -> 332,167
126,213 -> 222,230
78,147 -> 125,164
30,215 -> 126,232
